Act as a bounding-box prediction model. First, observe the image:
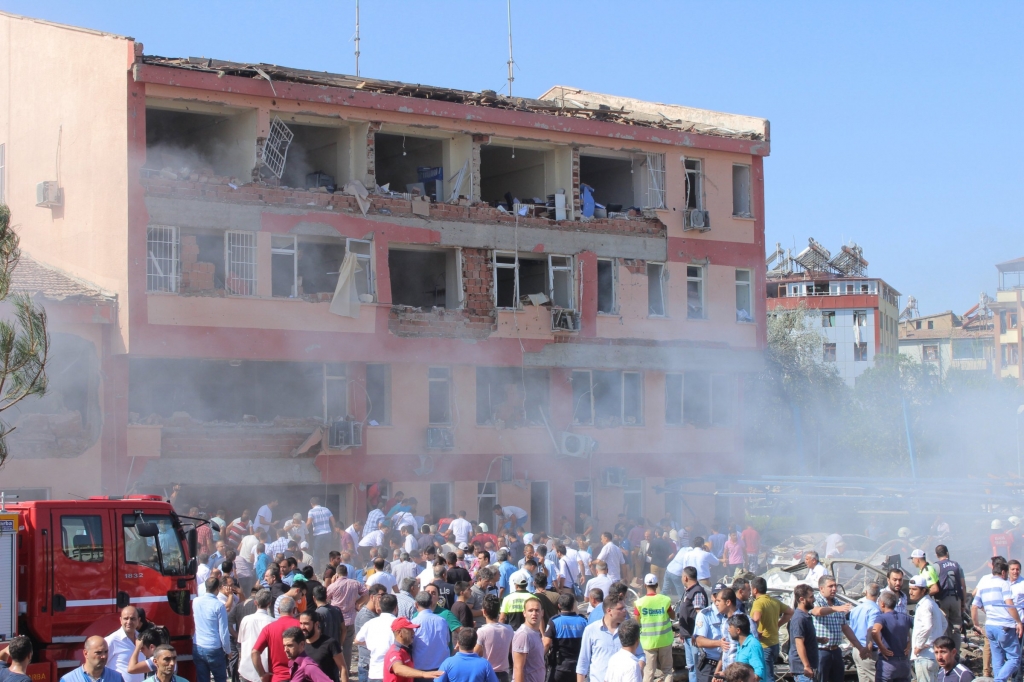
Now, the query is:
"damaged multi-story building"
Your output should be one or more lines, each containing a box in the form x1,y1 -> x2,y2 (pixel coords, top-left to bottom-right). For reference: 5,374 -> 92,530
0,12 -> 768,530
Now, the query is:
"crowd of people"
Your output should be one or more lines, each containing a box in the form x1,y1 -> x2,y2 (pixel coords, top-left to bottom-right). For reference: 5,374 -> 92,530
29,491 -> 1019,682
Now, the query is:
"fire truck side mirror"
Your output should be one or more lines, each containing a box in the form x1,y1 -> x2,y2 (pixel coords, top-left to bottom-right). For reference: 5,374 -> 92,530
186,527 -> 198,561
136,520 -> 159,537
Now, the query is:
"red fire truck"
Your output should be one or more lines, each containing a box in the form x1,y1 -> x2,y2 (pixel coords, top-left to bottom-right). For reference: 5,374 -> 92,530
0,496 -> 204,682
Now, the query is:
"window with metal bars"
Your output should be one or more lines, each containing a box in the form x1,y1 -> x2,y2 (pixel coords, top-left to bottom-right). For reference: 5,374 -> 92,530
146,226 -> 179,293
644,152 -> 666,209
225,231 -> 257,296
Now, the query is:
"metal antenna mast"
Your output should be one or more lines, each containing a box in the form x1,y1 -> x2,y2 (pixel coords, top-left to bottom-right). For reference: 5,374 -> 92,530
354,0 -> 361,77
506,0 -> 514,96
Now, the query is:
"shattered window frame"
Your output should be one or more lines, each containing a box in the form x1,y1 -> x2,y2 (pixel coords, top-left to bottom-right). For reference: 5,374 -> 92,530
622,371 -> 643,426
647,263 -> 666,317
732,164 -> 752,218
548,254 -> 575,310
346,238 -> 375,300
684,158 -> 704,211
597,258 -> 617,315
686,265 -> 704,319
822,311 -> 836,328
493,251 -> 519,310
365,363 -> 391,426
146,225 -> 180,293
271,234 -> 298,298
571,370 -> 594,426
643,152 -> 666,210
665,373 -> 683,426
428,366 -> 452,425
323,363 -> 348,422
735,269 -> 752,322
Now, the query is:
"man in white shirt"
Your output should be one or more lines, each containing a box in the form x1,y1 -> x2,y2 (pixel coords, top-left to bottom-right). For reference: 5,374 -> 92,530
354,594 -> 399,681
802,551 -> 827,587
576,536 -> 594,578
972,556 -> 1023,682
105,606 -> 144,682
253,500 -> 277,534
366,558 -> 399,594
604,618 -> 643,682
682,537 -> 719,586
450,511 -> 474,546
910,575 -> 948,682
493,505 -> 528,534
597,533 -> 627,583
585,561 -> 615,604
237,590 -> 275,682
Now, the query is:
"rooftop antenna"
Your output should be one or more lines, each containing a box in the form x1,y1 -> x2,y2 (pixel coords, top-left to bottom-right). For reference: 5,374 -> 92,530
506,0 -> 515,97
354,0 -> 361,77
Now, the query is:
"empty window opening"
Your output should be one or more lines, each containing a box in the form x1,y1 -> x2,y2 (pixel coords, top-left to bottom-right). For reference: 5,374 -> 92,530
578,154 -> 636,211
296,239 -> 347,297
476,367 -> 549,426
430,483 -> 451,521
571,370 -> 641,427
854,310 -> 868,327
375,133 -> 443,198
736,269 -> 752,322
732,164 -> 752,217
478,482 -> 497,532
685,159 -> 704,210
916,320 -> 922,330
493,252 -> 564,310
226,231 -> 257,296
324,364 -> 348,422
272,235 -> 297,297
129,359 -> 335,423
923,345 -> 939,362
278,121 -> 349,190
648,263 -> 666,317
687,266 -> 704,319
480,144 -> 549,208
665,374 -> 683,425
597,259 -> 617,314
624,479 -> 643,520
823,343 -> 837,362
389,248 -> 460,309
347,239 -> 374,300
854,342 -> 868,362
428,367 -> 452,425
622,371 -> 643,425
927,320 -> 935,330
145,107 -> 255,180
366,364 -> 391,426
167,230 -> 226,294
1003,344 -> 1020,365
822,311 -> 836,327
574,481 -> 592,532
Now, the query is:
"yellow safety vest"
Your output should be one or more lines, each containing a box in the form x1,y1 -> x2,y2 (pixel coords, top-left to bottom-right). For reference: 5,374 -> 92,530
636,593 -> 674,649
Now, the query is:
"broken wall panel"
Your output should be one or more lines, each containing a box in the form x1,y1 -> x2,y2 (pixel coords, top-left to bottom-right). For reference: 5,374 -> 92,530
298,239 -> 347,297
145,106 -> 256,181
579,154 -> 636,210
388,248 -> 453,309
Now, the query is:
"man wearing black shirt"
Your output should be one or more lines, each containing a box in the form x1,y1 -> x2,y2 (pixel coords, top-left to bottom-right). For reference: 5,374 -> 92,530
299,610 -> 347,682
648,530 -> 674,588
788,584 -> 819,682
446,553 -> 471,585
430,565 -> 457,611
450,582 -> 476,630
313,585 -> 345,648
544,594 -> 586,682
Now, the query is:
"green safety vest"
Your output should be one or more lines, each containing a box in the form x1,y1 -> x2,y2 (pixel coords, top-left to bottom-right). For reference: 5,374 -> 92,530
636,593 -> 674,649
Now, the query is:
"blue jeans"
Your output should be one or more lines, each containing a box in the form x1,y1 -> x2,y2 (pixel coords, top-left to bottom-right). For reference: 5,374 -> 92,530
502,514 -> 527,532
663,571 -> 684,598
194,646 -> 227,682
988,625 -> 1021,682
763,643 -> 779,681
683,638 -> 696,678
796,675 -> 814,682
358,668 -> 369,682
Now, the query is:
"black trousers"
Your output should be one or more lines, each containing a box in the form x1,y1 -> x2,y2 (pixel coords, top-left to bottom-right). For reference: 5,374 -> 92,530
817,647 -> 845,682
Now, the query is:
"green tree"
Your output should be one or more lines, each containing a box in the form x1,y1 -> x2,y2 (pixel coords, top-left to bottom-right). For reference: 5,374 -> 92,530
0,205 -> 50,469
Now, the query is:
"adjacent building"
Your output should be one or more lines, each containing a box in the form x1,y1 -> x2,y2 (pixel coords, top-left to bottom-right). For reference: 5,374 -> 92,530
898,307 -> 995,380
0,12 -> 769,530
766,239 -> 900,385
993,257 -> 1024,384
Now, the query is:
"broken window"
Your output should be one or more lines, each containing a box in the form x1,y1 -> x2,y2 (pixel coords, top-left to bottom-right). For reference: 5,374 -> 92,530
145,106 -> 256,180
822,311 -> 836,327
277,120 -> 350,190
683,372 -> 710,427
375,133 -> 444,199
710,375 -> 733,427
492,252 -> 567,309
853,310 -> 867,327
147,226 -> 179,293
480,144 -> 550,208
642,153 -> 666,209
736,270 -> 752,322
732,164 -> 752,217
597,259 -> 616,314
475,367 -> 549,426
324,364 -> 348,422
854,342 -> 868,362
366,364 -> 391,426
428,367 -> 452,425
923,345 -> 940,362
389,247 -> 461,309
296,238 -> 347,297
665,374 -> 683,425
687,266 -> 704,319
622,371 -> 643,425
571,370 -> 594,425
578,153 -> 638,211
346,239 -> 374,299
225,231 -> 257,296
685,159 -> 704,210
823,343 -> 837,362
271,235 -> 297,298
648,263 -> 666,317
570,370 -> 641,427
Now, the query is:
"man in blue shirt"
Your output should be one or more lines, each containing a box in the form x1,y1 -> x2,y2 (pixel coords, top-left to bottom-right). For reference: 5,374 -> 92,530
193,577 -> 232,682
871,591 -> 912,682
495,551 -> 517,598
412,590 -> 451,670
437,629 -> 498,682
61,637 -> 125,682
694,586 -> 737,682
577,593 -> 644,682
849,584 -> 882,682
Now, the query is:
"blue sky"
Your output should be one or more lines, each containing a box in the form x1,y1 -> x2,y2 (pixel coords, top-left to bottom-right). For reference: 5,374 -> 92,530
4,1 -> 1021,314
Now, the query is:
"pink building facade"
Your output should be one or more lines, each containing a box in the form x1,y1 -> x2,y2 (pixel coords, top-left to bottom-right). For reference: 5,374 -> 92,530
0,13 -> 769,532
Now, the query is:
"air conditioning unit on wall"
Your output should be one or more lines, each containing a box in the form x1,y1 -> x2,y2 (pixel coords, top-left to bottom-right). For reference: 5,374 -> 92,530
559,432 -> 595,458
36,181 -> 63,208
328,420 -> 362,449
684,209 -> 710,232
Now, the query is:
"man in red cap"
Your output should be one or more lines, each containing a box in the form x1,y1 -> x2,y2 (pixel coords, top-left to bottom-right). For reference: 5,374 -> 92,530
384,618 -> 442,682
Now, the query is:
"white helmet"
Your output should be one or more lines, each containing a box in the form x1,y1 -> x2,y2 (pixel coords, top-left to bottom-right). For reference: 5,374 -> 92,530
898,527 -> 911,538
1010,516 -> 1021,527
993,519 -> 1004,530
479,522 -> 489,532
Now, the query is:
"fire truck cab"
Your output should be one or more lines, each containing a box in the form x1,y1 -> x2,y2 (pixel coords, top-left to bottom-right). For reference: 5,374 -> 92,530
1,496 -> 199,682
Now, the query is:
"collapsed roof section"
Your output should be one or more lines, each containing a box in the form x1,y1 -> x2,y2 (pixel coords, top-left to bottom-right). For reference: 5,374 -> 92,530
139,57 -> 768,143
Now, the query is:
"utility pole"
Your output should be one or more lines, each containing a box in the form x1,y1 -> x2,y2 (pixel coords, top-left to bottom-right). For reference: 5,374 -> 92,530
354,0 -> 361,77
506,0 -> 514,97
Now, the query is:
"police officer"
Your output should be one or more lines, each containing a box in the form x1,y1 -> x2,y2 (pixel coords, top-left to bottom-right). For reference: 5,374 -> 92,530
694,585 -> 737,682
934,545 -> 966,650
634,574 -> 675,682
678,567 -> 709,682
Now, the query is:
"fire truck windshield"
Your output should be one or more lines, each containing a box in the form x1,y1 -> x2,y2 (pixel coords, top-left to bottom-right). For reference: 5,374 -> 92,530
122,514 -> 189,576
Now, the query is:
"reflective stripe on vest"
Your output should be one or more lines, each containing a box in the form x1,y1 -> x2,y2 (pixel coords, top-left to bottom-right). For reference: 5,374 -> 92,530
636,594 -> 674,649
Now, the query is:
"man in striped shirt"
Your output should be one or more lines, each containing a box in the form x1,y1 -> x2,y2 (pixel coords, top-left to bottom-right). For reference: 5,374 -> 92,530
365,501 -> 386,539
972,556 -> 1023,682
307,497 -> 339,574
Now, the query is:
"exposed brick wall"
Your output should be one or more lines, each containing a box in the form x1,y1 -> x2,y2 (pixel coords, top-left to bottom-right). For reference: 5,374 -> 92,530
622,258 -> 647,275
140,172 -> 665,238
571,147 -> 581,217
387,248 -> 496,339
